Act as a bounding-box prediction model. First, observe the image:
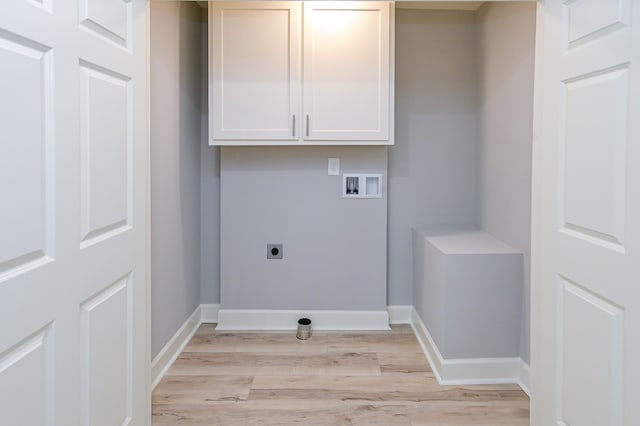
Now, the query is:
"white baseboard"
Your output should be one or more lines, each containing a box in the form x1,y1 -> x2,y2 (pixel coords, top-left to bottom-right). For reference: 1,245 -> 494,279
200,303 -> 220,323
410,307 -> 445,383
411,307 -> 529,392
387,305 -> 413,324
151,306 -> 202,390
518,360 -> 531,396
216,309 -> 391,331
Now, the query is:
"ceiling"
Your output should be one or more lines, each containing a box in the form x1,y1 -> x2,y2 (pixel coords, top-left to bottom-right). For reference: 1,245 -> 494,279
197,2 -> 486,11
396,2 -> 484,10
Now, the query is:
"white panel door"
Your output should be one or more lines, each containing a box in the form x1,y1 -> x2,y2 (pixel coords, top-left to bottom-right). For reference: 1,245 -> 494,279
531,0 -> 639,424
210,1 -> 300,141
303,1 -> 390,141
0,0 -> 149,424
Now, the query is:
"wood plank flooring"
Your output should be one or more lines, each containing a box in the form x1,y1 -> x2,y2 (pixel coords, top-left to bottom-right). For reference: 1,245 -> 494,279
152,324 -> 529,425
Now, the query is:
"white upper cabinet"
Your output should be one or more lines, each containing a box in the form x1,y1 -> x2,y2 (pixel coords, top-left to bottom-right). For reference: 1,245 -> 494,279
210,2 -> 301,140
209,1 -> 394,145
303,2 -> 390,142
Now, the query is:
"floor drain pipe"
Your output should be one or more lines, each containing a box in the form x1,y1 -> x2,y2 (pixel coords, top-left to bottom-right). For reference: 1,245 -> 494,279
296,318 -> 312,340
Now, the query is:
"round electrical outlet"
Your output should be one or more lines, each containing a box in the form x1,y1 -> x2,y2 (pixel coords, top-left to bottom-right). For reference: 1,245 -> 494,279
267,243 -> 283,259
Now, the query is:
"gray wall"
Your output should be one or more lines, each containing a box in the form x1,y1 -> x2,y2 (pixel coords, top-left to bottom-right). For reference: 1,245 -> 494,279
388,10 -> 478,305
220,147 -> 387,311
476,2 -> 536,363
199,8 -> 221,305
150,1 -> 203,358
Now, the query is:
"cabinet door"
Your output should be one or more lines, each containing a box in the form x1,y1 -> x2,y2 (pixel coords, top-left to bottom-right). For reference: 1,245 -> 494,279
210,2 -> 300,141
303,1 -> 390,141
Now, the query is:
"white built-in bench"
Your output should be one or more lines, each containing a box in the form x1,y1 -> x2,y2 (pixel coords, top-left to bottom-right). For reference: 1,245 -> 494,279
412,226 -> 523,360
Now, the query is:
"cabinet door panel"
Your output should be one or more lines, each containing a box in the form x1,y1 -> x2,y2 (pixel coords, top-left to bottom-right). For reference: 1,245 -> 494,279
210,2 -> 300,141
303,1 -> 390,141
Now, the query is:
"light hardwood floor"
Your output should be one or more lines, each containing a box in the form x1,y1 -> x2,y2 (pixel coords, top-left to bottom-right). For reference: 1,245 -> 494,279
152,324 -> 529,425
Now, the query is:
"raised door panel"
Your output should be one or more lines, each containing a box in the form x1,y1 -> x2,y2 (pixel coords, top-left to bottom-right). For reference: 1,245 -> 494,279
0,32 -> 53,282
561,66 -> 628,249
560,278 -> 623,426
566,0 -> 629,47
210,2 -> 300,141
80,276 -> 132,426
0,325 -> 54,425
79,0 -> 131,49
303,1 -> 390,141
79,62 -> 132,247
